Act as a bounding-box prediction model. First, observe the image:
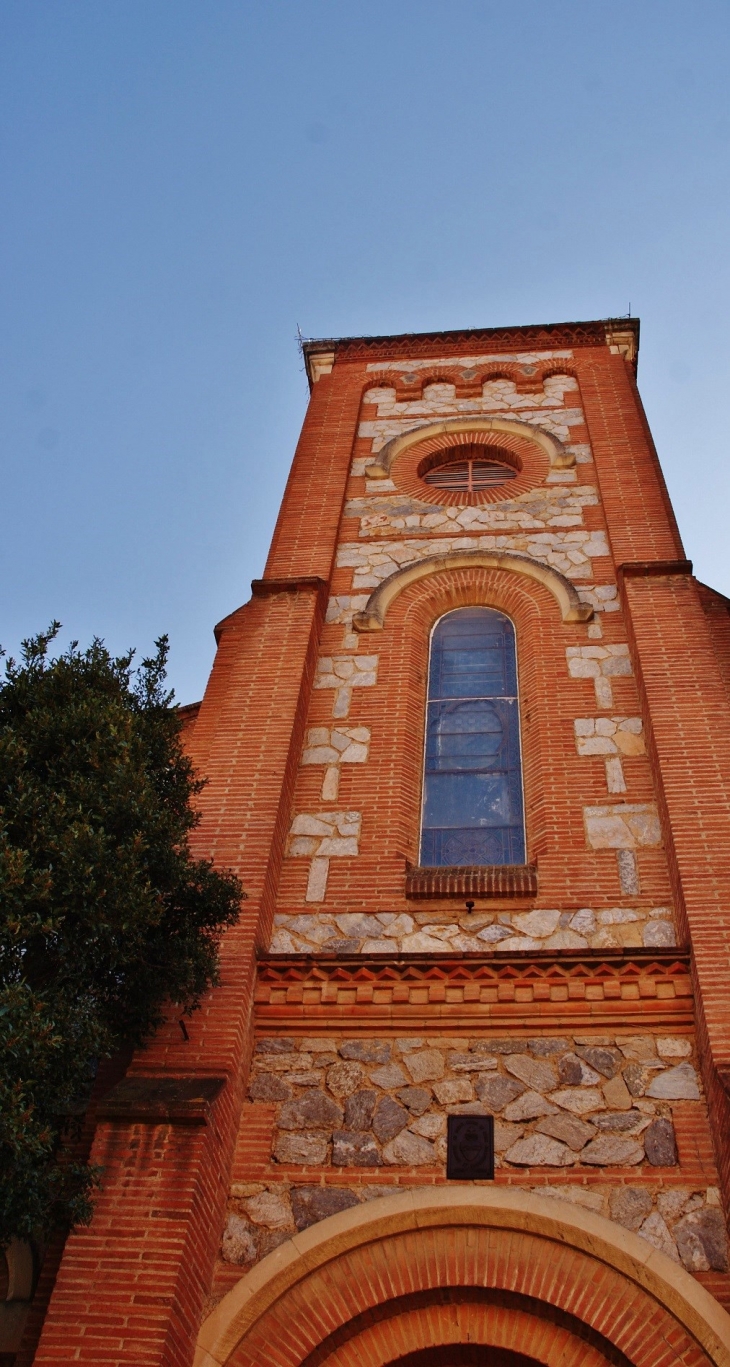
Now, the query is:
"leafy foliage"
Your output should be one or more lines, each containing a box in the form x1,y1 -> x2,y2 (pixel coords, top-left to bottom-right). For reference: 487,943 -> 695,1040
0,625 -> 242,1243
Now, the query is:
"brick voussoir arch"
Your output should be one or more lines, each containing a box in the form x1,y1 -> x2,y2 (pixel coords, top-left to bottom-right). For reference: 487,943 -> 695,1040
365,416 -> 576,479
303,1292 -> 624,1367
194,1189 -> 730,1367
351,550 -> 594,631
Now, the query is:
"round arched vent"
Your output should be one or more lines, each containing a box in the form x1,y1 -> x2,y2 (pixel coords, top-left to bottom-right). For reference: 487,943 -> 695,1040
419,444 -> 518,493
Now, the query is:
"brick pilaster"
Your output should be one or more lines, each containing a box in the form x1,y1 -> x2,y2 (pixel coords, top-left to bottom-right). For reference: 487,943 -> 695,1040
264,363 -> 366,581
621,569 -> 730,1206
579,350 -> 684,565
33,581 -> 328,1366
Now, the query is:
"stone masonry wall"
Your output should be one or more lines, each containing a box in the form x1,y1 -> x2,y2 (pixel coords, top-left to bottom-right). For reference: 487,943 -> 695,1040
217,1030 -> 728,1286
270,904 -> 676,955
346,483 -> 600,535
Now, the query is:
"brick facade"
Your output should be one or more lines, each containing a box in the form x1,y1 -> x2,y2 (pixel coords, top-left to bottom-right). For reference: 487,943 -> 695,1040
14,319 -> 730,1366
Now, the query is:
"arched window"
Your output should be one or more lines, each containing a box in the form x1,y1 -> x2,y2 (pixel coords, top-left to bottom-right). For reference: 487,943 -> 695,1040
420,607 -> 525,867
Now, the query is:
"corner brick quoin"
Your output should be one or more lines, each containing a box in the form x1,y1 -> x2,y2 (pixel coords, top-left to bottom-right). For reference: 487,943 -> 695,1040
26,317 -> 730,1367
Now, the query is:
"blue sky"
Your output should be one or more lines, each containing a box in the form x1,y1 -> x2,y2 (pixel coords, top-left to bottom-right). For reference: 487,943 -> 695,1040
2,1 -> 729,702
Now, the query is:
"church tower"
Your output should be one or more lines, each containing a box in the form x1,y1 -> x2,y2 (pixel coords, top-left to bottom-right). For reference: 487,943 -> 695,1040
29,321 -> 730,1367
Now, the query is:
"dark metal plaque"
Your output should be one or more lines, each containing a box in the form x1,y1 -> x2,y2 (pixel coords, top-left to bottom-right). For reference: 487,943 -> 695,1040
446,1114 -> 494,1180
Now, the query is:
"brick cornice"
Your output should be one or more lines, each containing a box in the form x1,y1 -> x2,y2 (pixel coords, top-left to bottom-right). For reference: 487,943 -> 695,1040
254,950 -> 692,1031
251,575 -> 328,597
618,559 -> 693,581
257,946 -> 690,973
212,578 -> 329,643
302,318 -> 639,371
97,1075 -> 226,1125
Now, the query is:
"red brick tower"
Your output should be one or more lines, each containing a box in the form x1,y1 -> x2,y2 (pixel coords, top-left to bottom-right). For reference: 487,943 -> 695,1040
18,321 -> 730,1366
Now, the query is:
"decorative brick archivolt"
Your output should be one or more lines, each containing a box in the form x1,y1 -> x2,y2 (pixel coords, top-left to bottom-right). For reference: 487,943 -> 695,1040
302,1296 -> 618,1367
194,1187 -> 730,1367
365,416 -> 575,482
361,360 -> 581,407
352,551 -> 593,631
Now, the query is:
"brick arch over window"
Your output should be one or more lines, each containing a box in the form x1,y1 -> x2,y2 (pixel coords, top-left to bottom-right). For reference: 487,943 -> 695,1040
352,550 -> 594,632
331,566 -> 589,896
193,1189 -> 730,1367
364,416 -> 575,480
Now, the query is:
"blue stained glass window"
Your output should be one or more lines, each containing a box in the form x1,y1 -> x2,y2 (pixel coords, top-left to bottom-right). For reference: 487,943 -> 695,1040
420,607 -> 526,867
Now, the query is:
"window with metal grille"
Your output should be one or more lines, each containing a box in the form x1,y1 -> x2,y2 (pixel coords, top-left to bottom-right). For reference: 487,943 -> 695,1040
420,607 -> 526,867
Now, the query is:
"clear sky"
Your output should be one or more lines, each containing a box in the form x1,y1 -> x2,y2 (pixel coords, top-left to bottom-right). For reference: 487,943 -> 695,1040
2,1 -> 729,703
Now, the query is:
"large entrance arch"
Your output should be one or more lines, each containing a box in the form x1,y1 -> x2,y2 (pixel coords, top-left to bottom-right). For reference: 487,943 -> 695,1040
194,1189 -> 730,1367
384,1353 -> 549,1367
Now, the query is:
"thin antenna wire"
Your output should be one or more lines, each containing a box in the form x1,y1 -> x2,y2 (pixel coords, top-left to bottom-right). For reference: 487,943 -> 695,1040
296,324 -> 308,375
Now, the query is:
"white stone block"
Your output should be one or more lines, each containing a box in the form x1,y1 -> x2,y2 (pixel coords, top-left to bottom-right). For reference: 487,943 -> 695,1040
568,657 -> 600,679
602,655 -> 633,677
302,746 -> 340,766
334,811 -> 361,835
543,929 -> 588,949
339,743 -> 367,765
605,757 -> 627,793
291,814 -> 335,837
380,913 -> 414,937
287,836 -> 319,858
307,726 -> 330,746
577,737 -> 616,755
646,1063 -> 700,1099
318,837 -> 358,857
269,929 -> 297,953
321,767 -> 339,801
594,677 -> 614,708
584,803 -> 661,849
656,1037 -> 692,1058
598,907 -> 640,924
492,935 -> 543,952
401,931 -> 451,953
332,686 -> 351,718
512,908 -> 561,938
305,857 -> 330,903
642,919 -> 676,947
638,1213 -> 680,1261
569,908 -> 596,935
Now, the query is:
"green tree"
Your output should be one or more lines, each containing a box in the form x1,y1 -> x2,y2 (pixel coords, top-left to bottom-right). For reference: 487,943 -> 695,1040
0,625 -> 242,1244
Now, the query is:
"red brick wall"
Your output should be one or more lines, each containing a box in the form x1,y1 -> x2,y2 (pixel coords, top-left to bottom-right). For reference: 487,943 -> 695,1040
31,324 -> 730,1367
